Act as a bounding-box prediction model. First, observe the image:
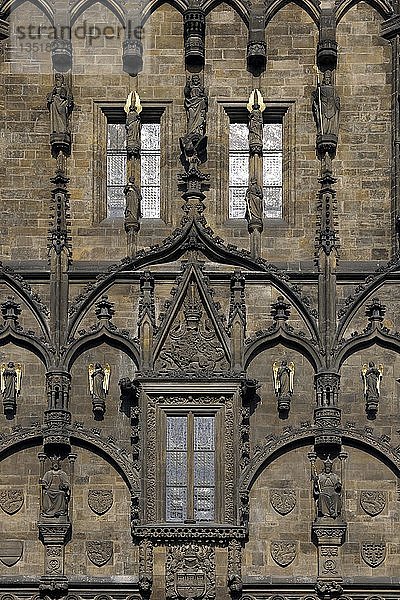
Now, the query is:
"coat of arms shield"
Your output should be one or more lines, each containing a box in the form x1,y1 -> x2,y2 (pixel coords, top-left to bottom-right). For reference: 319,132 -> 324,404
88,490 -> 113,515
0,540 -> 23,566
360,491 -> 386,516
175,571 -> 206,599
270,542 -> 296,567
86,541 -> 113,567
0,490 -> 24,515
270,489 -> 296,515
361,543 -> 386,567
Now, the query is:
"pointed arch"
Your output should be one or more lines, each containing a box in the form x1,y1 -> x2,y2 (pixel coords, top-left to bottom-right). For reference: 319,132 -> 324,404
0,327 -> 53,368
203,0 -> 250,26
265,0 -> 320,27
1,0 -> 53,23
70,0 -> 125,26
334,327 -> 400,371
141,0 -> 186,25
335,0 -> 393,24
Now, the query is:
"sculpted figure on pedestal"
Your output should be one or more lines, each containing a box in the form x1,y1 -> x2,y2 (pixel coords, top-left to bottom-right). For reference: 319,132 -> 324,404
313,459 -> 342,519
41,458 -> 70,519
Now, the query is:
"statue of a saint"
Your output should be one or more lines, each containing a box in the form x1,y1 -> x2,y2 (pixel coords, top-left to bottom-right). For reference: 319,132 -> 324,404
361,362 -> 383,401
41,457 -> 70,518
313,459 -> 342,519
273,360 -> 294,398
247,89 -> 265,156
245,177 -> 263,228
47,73 -> 74,135
312,70 -> 340,138
124,91 -> 142,159
1,361 -> 22,414
88,363 -> 110,417
124,176 -> 142,225
184,74 -> 208,139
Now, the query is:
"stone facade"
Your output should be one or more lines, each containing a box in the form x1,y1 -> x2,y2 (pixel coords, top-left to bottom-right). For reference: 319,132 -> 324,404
0,1 -> 400,600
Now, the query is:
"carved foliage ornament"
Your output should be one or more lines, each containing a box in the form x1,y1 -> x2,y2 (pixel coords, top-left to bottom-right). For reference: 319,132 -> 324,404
88,490 -> 113,515
86,541 -> 113,566
270,541 -> 296,567
0,540 -> 23,566
0,489 -> 24,515
361,542 -> 386,567
270,489 -> 296,515
360,490 -> 386,516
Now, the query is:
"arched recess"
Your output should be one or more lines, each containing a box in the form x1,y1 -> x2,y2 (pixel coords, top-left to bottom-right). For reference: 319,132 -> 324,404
141,0 -> 186,24
70,0 -> 125,26
0,274 -> 50,340
1,0 -> 53,23
265,0 -> 320,27
334,328 -> 400,371
240,430 -> 400,495
335,0 -> 393,24
62,329 -> 139,372
203,0 -> 250,25
0,329 -> 53,368
244,330 -> 323,372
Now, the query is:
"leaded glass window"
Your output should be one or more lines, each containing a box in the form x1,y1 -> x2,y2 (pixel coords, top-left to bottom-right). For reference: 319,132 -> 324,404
166,414 -> 215,522
106,122 -> 161,218
228,121 -> 283,219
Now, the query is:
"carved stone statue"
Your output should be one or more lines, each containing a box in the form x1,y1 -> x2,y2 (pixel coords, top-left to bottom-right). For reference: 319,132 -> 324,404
1,361 -> 21,415
245,176 -> 263,231
312,70 -> 340,139
125,91 -> 142,159
272,360 -> 294,413
41,457 -> 70,519
247,89 -> 265,156
184,73 -> 208,139
88,362 -> 110,418
124,176 -> 142,231
313,459 -> 342,519
361,361 -> 383,417
47,73 -> 73,135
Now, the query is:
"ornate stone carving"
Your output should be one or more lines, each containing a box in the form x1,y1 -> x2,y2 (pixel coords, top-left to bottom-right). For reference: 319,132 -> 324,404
247,8 -> 266,75
88,490 -> 113,515
314,580 -> 342,600
156,282 -> 228,373
320,545 -> 338,575
86,541 -> 113,567
317,39 -> 338,72
361,362 -> 383,418
272,361 -> 294,415
1,362 -> 22,416
180,74 -> 208,175
166,544 -> 215,600
45,545 -> 63,575
47,74 -> 74,157
270,489 -> 296,515
88,363 -> 110,418
0,489 -> 24,514
227,539 -> 242,600
0,540 -> 23,566
46,371 -> 71,411
360,491 -> 386,516
51,39 -> 73,73
270,541 -> 296,567
123,37 -> 143,76
41,457 -> 70,521
361,542 -> 386,567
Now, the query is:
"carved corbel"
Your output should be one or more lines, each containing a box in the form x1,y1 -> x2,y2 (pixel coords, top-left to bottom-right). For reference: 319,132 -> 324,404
183,0 -> 206,69
51,3 -> 72,71
123,11 -> 143,75
317,9 -> 337,72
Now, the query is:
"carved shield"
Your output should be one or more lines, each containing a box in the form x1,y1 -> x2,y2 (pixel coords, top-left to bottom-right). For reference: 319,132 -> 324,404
88,490 -> 113,515
86,541 -> 113,567
270,542 -> 296,567
360,491 -> 386,516
0,540 -> 23,567
0,490 -> 24,515
270,489 -> 296,515
361,543 -> 386,567
175,571 -> 206,599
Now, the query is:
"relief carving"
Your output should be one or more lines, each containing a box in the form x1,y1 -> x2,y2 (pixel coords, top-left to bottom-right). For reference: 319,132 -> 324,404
270,541 -> 296,567
166,544 -> 215,600
0,489 -> 24,515
360,491 -> 386,516
88,490 -> 113,515
86,541 -> 113,567
361,542 -> 386,567
0,540 -> 23,566
270,489 -> 296,515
